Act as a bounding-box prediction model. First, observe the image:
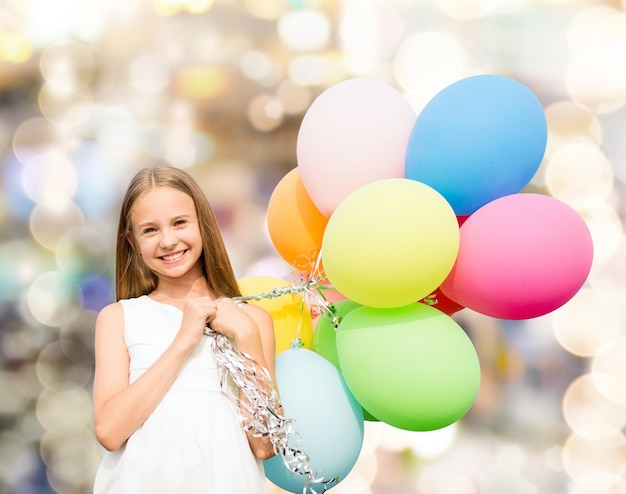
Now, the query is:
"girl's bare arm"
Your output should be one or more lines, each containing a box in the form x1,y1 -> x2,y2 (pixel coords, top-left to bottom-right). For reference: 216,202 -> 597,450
92,299 -> 215,451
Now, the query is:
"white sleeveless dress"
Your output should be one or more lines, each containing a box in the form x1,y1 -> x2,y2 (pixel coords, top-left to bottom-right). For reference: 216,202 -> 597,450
93,295 -> 266,494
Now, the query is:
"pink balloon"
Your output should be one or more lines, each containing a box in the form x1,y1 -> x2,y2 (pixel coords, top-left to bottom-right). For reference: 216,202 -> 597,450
297,78 -> 416,217
441,193 -> 593,320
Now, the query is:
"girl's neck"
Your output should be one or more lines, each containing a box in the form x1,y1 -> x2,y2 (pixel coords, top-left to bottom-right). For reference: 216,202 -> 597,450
151,275 -> 214,303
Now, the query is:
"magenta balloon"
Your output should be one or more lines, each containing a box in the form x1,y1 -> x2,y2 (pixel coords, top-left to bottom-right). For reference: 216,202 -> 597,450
440,193 -> 593,320
297,78 -> 416,217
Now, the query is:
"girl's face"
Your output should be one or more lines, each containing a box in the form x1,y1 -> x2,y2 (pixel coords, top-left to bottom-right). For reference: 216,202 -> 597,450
130,186 -> 204,283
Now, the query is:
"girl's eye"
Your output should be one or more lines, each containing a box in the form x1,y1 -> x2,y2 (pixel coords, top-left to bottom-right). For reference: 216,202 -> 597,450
175,219 -> 187,226
142,227 -> 156,234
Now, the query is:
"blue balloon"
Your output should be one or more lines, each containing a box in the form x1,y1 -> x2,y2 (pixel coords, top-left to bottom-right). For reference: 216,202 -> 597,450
264,348 -> 364,493
405,74 -> 547,216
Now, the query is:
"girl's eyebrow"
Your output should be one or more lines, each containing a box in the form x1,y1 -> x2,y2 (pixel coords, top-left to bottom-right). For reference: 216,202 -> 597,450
136,214 -> 192,229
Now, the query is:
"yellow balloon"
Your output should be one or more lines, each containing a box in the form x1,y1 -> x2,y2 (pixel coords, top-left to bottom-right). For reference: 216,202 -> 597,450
321,178 -> 460,308
237,276 -> 313,354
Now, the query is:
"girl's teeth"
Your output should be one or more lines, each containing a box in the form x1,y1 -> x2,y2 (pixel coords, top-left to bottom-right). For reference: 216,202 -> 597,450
162,251 -> 184,261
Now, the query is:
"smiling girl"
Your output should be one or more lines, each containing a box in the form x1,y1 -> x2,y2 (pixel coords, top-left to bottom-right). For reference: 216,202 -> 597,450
92,166 -> 276,493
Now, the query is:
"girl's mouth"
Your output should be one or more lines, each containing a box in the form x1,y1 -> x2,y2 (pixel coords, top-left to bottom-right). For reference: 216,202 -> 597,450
160,250 -> 187,262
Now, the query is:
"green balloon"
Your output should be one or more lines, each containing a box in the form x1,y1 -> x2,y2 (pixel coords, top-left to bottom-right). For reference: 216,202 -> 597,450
311,299 -> 381,422
336,303 -> 480,431
311,299 -> 362,369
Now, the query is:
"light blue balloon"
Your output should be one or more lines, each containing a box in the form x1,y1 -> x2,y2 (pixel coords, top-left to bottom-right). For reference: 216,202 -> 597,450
264,348 -> 364,493
405,74 -> 547,216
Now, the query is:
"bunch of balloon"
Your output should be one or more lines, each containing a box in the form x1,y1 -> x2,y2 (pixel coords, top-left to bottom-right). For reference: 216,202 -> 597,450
403,74 -> 594,319
263,77 -> 479,493
262,74 -> 595,493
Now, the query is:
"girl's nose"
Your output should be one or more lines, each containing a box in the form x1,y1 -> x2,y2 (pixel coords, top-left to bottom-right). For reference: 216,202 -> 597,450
159,229 -> 177,249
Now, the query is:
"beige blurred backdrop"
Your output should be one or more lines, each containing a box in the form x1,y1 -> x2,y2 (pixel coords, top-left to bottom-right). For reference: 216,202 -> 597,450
0,0 -> 625,493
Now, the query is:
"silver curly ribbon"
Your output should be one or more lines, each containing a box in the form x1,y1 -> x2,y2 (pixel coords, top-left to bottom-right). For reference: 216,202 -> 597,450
204,325 -> 338,493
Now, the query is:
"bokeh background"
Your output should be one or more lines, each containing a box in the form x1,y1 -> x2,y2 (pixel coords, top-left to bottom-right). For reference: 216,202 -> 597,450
0,0 -> 625,492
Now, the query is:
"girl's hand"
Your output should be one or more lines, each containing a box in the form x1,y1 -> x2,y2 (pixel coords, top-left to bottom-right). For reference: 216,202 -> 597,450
175,297 -> 218,351
208,298 -> 257,342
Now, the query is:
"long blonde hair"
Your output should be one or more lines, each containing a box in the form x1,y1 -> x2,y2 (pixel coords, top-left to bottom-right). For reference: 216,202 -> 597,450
115,166 -> 243,301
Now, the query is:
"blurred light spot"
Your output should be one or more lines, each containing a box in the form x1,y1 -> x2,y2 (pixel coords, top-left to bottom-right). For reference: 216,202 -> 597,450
38,85 -> 95,124
243,255 -> 293,279
545,139 -> 613,211
36,340 -> 93,390
568,478 -> 626,494
562,373 -> 626,438
85,105 -> 141,167
40,427 -> 101,492
565,61 -> 626,114
0,433 -> 32,489
566,8 -> 626,113
288,53 -> 346,86
240,50 -> 283,86
340,0 -> 405,73
29,201 -> 85,250
435,0 -> 502,20
248,94 -> 284,132
339,0 -> 380,74
592,337 -> 626,403
60,309 -> 98,353
347,443 -> 378,488
276,80 -> 311,115
0,240 -> 48,302
174,66 -> 228,99
588,235 -> 626,303
377,422 -> 412,452
562,429 -> 626,490
478,445 -> 536,494
140,123 -> 215,169
0,31 -> 33,63
56,226 -> 112,278
1,153 -> 35,220
14,0 -> 111,45
278,10 -> 330,51
579,203 -> 623,265
543,444 -> 563,472
21,152 -> 78,208
417,463 -> 477,494
544,101 -> 602,157
0,371 -> 29,414
27,270 -> 82,328
567,6 -> 616,58
12,117 -> 68,165
153,0 -> 214,15
72,143 -> 121,215
79,274 -> 114,312
244,0 -> 286,20
552,289 -> 620,358
36,384 -> 92,433
534,101 -> 603,188
39,41 -> 96,98
409,423 -> 457,459
394,31 -> 469,112
130,53 -> 171,95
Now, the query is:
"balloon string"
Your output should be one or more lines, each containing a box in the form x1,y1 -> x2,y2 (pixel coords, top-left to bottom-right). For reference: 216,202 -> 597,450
233,252 -> 341,331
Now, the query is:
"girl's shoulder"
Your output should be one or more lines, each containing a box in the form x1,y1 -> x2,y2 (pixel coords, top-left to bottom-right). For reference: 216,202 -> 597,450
97,295 -> 150,319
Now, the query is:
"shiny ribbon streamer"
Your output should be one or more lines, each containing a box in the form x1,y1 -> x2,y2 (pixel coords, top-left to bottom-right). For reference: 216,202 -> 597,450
204,325 -> 338,493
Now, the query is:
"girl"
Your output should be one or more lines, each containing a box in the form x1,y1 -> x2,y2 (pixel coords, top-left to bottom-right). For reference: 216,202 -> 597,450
92,166 -> 276,493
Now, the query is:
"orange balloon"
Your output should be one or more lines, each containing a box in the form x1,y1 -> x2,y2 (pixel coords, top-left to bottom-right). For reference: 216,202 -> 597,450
267,168 -> 328,273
